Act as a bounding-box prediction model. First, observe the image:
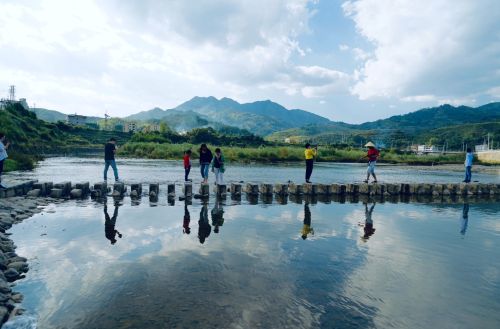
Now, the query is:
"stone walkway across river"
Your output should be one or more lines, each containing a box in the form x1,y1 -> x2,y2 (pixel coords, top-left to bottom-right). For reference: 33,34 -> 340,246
1,180 -> 500,203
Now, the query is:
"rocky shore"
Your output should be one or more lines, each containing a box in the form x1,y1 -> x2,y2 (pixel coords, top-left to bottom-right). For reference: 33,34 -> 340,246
0,196 -> 63,325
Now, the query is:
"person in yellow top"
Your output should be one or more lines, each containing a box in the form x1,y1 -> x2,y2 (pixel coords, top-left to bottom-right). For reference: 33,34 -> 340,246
304,143 -> 317,183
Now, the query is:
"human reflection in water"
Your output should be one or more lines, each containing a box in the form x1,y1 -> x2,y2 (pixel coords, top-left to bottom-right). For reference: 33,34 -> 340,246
211,201 -> 225,233
183,203 -> 191,234
461,203 -> 469,236
104,201 -> 122,245
361,202 -> 376,241
301,203 -> 314,240
198,204 -> 211,244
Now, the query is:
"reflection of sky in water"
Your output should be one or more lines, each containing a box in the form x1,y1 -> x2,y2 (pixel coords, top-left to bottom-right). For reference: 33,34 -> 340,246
4,157 -> 500,185
10,199 -> 500,329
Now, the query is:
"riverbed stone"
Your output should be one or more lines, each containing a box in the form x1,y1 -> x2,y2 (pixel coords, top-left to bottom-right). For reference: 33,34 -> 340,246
69,189 -> 83,199
183,183 -> 193,197
94,182 -> 108,195
274,183 -> 288,196
54,182 -> 72,196
317,184 -> 332,195
149,183 -> 159,196
230,183 -> 242,196
0,281 -> 11,294
259,184 -> 273,196
7,261 -> 28,273
303,183 -> 318,195
288,183 -> 303,195
4,268 -> 19,282
244,183 -> 259,195
130,183 -> 142,196
359,183 -> 372,195
49,188 -> 64,199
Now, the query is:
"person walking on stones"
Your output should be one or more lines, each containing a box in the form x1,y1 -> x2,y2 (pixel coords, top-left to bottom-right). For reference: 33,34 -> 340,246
363,142 -> 379,183
211,148 -> 225,186
104,202 -> 122,245
463,148 -> 474,183
199,144 -> 213,184
304,143 -> 317,183
104,137 -> 119,182
184,149 -> 192,182
0,133 -> 10,189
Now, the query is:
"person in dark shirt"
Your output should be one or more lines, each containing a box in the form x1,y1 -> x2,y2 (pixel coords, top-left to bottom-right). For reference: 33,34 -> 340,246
211,201 -> 224,233
301,203 -> 314,240
104,202 -> 122,245
104,137 -> 119,181
199,144 -> 213,184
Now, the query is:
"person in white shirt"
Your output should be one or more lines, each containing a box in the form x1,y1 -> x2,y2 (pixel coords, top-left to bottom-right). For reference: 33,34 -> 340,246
463,148 -> 474,183
0,133 -> 10,189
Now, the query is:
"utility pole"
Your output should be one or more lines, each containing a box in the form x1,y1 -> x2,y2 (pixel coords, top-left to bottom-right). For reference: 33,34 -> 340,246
8,85 -> 15,101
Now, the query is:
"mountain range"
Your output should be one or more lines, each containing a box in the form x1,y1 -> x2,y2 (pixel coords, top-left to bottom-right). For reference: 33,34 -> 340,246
125,96 -> 329,135
29,96 -> 500,148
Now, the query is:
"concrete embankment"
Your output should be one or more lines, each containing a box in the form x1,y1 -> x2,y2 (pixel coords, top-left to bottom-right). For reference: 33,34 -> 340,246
477,150 -> 500,164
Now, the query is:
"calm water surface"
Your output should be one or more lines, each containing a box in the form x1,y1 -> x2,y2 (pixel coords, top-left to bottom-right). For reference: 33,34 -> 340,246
8,196 -> 500,329
4,157 -> 500,185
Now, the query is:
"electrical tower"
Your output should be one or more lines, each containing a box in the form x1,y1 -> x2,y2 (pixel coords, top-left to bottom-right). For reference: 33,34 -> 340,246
8,85 -> 15,101
105,111 -> 110,130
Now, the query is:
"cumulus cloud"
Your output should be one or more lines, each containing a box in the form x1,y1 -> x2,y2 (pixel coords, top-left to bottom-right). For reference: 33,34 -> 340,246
0,0 -> 333,115
343,0 -> 500,103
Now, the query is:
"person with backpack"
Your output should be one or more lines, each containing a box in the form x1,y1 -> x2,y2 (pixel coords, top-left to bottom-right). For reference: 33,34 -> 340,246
211,148 -> 225,185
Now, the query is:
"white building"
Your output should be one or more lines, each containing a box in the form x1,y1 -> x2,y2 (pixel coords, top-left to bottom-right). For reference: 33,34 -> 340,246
417,145 -> 439,154
67,114 -> 88,126
124,122 -> 137,133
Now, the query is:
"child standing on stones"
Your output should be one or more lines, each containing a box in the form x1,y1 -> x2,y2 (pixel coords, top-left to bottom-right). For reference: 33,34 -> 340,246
0,133 -> 10,189
183,150 -> 192,182
212,148 -> 225,185
199,144 -> 213,184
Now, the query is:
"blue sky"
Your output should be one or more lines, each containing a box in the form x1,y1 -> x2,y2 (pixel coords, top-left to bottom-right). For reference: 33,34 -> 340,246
0,0 -> 499,123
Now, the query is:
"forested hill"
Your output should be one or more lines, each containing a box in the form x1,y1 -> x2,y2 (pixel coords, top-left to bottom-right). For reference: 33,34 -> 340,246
357,102 -> 500,133
0,103 -> 131,160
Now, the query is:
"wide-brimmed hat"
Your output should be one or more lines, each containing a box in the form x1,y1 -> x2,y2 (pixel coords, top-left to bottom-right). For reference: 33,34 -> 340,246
364,142 -> 376,147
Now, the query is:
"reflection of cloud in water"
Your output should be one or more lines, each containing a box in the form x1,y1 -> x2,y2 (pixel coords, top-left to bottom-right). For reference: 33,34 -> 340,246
40,253 -> 322,329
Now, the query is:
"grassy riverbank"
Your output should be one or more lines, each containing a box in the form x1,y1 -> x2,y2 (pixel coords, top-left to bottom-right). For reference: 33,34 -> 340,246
119,142 -> 467,165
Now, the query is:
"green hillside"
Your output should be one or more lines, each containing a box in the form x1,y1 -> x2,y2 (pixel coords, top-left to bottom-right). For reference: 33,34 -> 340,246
0,103 -> 131,171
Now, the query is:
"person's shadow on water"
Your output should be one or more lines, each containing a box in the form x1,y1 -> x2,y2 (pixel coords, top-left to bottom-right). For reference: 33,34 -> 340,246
198,204 -> 211,244
361,202 -> 376,241
461,203 -> 469,236
104,202 -> 122,245
301,203 -> 314,240
183,203 -> 191,234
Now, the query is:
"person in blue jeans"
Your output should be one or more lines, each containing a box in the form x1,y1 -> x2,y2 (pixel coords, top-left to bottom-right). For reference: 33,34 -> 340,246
104,137 -> 119,181
199,143 -> 213,184
463,148 -> 473,183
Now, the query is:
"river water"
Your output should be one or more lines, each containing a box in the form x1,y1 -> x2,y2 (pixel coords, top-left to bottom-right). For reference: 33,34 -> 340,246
3,158 -> 500,329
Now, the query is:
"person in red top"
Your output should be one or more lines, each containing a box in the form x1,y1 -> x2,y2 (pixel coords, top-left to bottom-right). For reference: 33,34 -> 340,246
183,149 -> 192,182
364,142 -> 379,183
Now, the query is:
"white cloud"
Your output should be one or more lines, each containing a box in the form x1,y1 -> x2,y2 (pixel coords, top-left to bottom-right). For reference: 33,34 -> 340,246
0,0 -> 323,116
487,86 -> 500,99
343,0 -> 500,102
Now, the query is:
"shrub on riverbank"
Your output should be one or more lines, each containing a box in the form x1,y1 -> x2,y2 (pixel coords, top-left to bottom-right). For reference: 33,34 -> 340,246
3,153 -> 36,172
119,142 -> 466,164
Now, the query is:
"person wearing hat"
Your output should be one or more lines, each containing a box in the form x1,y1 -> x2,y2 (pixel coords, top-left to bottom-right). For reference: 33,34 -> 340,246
364,142 -> 379,183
